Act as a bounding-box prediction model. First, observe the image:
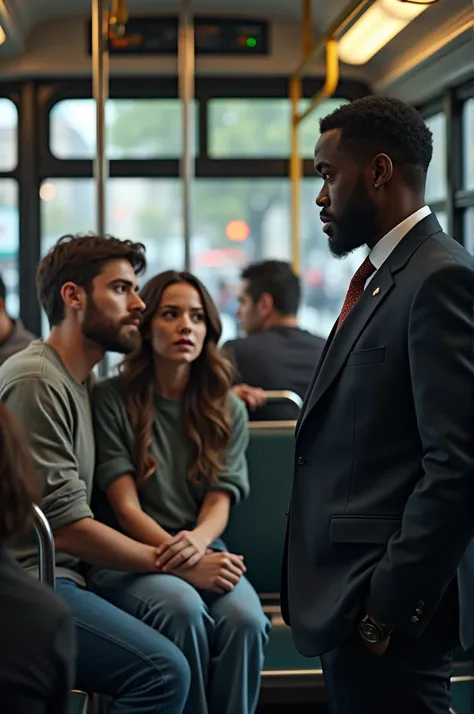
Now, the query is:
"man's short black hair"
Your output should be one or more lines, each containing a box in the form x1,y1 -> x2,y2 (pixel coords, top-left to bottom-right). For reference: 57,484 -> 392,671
319,95 -> 433,190
0,275 -> 5,303
241,260 -> 300,315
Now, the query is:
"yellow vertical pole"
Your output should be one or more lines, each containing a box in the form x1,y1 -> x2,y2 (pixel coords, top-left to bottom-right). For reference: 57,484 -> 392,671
290,74 -> 301,275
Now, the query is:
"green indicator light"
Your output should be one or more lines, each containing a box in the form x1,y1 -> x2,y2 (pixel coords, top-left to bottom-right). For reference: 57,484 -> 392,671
247,37 -> 257,48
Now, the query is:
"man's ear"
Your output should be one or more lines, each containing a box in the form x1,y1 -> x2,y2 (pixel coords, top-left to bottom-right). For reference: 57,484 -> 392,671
258,292 -> 274,317
60,282 -> 86,313
372,153 -> 393,189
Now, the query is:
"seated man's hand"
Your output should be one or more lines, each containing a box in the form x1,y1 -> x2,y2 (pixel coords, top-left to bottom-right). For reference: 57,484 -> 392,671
156,530 -> 209,572
232,384 -> 267,411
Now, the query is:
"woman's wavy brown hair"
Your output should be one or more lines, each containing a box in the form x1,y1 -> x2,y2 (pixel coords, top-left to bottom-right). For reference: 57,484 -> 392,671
0,402 -> 41,543
119,271 -> 235,486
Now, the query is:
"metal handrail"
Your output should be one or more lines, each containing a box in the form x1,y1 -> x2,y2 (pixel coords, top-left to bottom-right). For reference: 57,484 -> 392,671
32,504 -> 55,589
263,390 -> 303,410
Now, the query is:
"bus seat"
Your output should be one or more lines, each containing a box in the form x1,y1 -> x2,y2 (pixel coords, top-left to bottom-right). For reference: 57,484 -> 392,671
223,420 -> 324,696
224,421 -> 295,597
67,690 -> 88,714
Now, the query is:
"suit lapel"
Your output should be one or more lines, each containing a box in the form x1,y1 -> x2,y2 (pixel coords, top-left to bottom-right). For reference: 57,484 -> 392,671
302,263 -> 394,425
296,319 -> 338,437
298,213 -> 444,435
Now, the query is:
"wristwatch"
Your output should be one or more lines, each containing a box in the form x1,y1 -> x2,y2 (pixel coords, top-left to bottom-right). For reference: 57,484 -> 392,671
358,614 -> 392,644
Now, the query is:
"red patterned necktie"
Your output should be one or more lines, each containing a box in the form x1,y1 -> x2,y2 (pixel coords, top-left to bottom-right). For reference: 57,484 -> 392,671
336,257 -> 376,332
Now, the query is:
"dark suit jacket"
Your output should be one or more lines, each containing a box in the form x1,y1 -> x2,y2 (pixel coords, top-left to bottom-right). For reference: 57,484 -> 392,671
0,546 -> 75,713
281,214 -> 474,657
224,326 -> 325,420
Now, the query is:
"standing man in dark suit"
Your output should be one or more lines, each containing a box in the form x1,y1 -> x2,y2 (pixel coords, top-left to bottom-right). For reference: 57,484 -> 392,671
281,95 -> 474,714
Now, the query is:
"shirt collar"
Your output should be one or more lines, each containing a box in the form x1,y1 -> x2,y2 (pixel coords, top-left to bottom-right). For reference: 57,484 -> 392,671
369,206 -> 431,271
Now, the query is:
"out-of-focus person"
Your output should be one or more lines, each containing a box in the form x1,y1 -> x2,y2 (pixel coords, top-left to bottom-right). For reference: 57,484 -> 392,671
224,260 -> 325,420
0,274 -> 35,366
0,401 -> 76,714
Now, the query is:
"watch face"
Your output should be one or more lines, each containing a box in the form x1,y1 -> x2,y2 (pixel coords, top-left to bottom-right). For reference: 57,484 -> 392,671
360,622 -> 379,644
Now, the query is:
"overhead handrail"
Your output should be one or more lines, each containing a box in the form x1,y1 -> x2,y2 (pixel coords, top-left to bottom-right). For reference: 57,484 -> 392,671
109,0 -> 128,36
32,504 -> 55,589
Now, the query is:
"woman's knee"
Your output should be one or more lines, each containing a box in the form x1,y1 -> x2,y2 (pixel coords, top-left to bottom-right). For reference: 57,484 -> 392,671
143,577 -> 209,635
216,599 -> 271,642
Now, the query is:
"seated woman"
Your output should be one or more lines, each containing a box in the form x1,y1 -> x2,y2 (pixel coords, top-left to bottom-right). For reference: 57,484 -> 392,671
89,270 -> 270,714
0,402 -> 75,714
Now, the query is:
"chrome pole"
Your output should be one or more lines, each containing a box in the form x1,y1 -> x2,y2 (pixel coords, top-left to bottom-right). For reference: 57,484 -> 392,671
92,0 -> 109,376
33,505 -> 56,590
179,0 -> 195,271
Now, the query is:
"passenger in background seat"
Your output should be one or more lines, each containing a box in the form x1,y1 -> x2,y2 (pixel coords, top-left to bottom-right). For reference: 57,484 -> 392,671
0,401 -> 75,714
223,260 -> 325,420
0,235 -> 190,714
0,274 -> 35,366
90,270 -> 270,714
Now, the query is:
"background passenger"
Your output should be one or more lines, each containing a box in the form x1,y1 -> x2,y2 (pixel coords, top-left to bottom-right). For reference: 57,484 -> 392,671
0,274 -> 35,366
0,401 -> 75,714
224,260 -> 325,420
0,234 -> 190,714
90,270 -> 270,714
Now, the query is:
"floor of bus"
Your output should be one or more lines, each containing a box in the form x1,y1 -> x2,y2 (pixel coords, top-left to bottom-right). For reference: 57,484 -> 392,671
258,705 -> 329,713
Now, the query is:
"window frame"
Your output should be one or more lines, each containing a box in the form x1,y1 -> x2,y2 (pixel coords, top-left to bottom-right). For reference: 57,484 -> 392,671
38,76 -> 370,180
418,81 -> 474,245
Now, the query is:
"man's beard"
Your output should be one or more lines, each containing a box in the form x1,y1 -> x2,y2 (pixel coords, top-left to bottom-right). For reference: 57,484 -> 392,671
328,177 -> 379,259
82,299 -> 140,354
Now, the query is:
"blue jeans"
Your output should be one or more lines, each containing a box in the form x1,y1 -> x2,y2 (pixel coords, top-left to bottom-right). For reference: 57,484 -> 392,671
88,569 -> 271,714
56,578 -> 190,714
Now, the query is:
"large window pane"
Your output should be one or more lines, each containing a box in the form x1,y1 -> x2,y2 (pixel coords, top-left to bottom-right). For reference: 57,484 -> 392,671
40,178 -> 183,335
0,98 -> 18,171
463,99 -> 474,190
0,180 -> 19,317
301,178 -> 366,338
208,98 -> 347,158
192,178 -> 364,342
50,99 -> 198,159
40,176 -> 363,344
425,113 -> 447,204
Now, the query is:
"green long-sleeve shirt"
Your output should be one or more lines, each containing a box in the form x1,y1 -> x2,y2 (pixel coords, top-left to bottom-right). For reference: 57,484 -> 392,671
0,341 -> 95,585
92,377 -> 250,531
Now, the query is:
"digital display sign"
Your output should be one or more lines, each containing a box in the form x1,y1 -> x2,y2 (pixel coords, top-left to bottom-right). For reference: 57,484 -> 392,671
88,17 -> 269,56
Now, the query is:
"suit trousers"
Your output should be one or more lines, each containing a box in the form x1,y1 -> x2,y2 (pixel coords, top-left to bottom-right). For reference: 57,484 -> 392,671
320,582 -> 459,714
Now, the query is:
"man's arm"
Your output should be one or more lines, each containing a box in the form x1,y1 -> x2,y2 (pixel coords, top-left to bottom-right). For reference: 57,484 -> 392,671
1,376 -> 158,573
366,262 -> 474,636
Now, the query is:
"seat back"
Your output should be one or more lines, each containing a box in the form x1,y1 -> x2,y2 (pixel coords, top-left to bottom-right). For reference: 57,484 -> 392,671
223,420 -> 295,595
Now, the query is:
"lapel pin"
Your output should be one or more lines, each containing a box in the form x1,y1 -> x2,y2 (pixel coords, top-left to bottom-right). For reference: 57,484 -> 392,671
372,287 -> 380,296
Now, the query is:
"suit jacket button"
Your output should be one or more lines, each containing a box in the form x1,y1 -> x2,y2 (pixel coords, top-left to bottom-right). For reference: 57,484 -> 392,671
411,616 -> 420,624
417,601 -> 425,608
297,456 -> 305,465
415,608 -> 423,617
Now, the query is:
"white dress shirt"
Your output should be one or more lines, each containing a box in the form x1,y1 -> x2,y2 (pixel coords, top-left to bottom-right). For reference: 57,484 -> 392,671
365,205 -> 431,287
